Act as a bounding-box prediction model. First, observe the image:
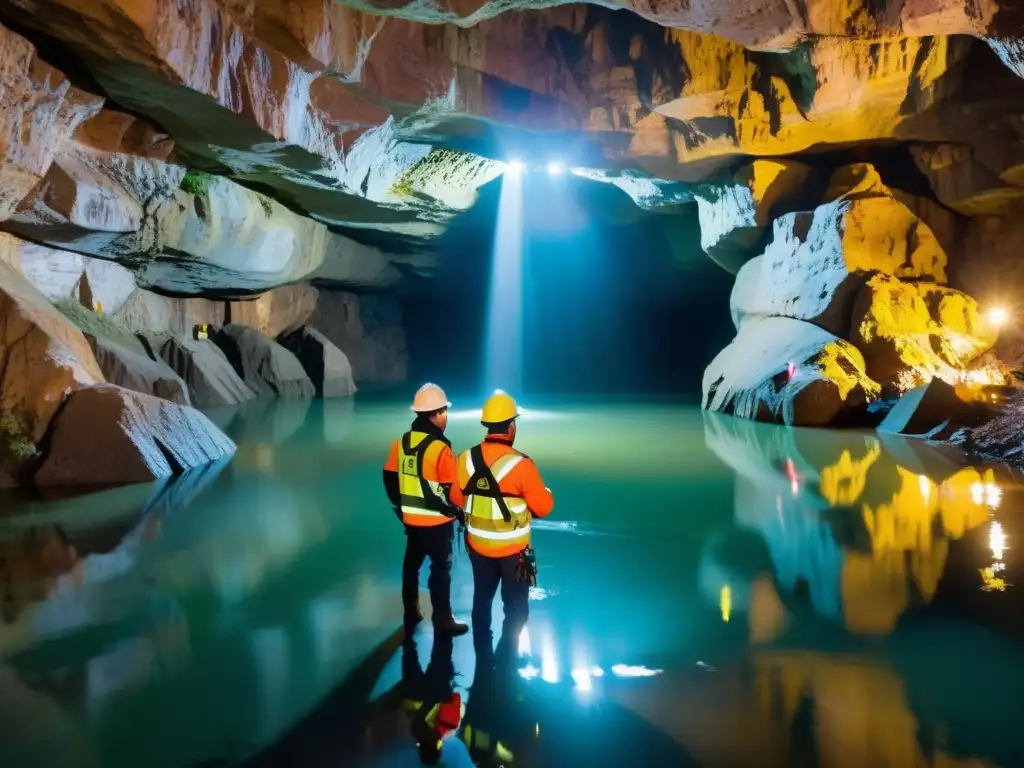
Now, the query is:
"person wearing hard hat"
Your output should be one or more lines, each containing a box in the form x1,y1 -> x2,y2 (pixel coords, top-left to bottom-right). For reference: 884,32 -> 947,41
384,383 -> 468,636
456,390 -> 554,654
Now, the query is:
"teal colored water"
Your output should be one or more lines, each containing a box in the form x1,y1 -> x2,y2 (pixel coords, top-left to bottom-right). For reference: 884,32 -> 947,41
1,397 -> 1023,767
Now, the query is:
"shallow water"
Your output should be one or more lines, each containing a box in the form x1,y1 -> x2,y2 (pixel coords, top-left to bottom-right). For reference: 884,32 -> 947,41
1,396 -> 1022,767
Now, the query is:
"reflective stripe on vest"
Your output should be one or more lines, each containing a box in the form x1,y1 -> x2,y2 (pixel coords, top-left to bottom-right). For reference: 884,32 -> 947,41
398,431 -> 450,527
464,450 -> 531,555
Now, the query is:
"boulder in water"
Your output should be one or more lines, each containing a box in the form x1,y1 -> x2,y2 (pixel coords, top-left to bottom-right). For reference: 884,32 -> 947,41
877,378 -> 987,439
212,324 -> 315,399
88,335 -> 190,405
703,316 -> 879,427
277,326 -> 357,398
151,334 -> 254,408
35,384 -> 236,486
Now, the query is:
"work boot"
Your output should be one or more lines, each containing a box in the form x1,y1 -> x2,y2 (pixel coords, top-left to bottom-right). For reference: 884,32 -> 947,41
433,617 -> 469,636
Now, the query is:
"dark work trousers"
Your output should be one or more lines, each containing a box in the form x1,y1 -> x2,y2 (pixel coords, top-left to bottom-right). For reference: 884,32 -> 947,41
403,522 -> 455,623
470,550 -> 529,655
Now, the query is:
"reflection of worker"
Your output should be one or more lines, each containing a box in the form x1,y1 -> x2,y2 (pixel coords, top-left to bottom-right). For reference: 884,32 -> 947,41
458,645 -> 517,766
389,634 -> 463,766
384,383 -> 468,636
457,391 -> 554,654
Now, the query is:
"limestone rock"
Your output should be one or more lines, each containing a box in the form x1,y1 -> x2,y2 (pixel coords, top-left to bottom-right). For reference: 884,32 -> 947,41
731,165 -> 947,334
849,274 -> 958,395
910,144 -> 1024,216
152,335 -> 255,409
277,326 -> 357,398
212,324 -> 315,399
116,291 -> 225,338
88,336 -> 190,406
956,391 -> 1024,467
311,292 -> 408,383
877,379 -> 986,440
0,261 -> 104,442
703,316 -> 879,427
227,285 -> 319,339
916,284 -> 998,367
35,384 -> 235,486
694,159 -> 814,273
0,21 -> 103,222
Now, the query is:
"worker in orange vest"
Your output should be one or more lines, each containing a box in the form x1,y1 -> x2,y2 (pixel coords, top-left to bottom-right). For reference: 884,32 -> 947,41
384,383 -> 468,636
456,390 -> 554,654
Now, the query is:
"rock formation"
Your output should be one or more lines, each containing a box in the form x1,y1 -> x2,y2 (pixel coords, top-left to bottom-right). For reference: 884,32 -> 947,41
151,336 -> 256,409
1,0 -> 1024,449
212,324 -> 316,399
277,326 -> 358,398
707,164 -> 1002,425
35,384 -> 236,485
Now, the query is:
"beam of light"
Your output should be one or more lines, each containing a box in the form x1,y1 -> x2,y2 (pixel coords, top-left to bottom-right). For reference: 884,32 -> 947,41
720,584 -> 732,623
482,166 -> 524,396
547,160 -> 565,176
505,158 -> 525,176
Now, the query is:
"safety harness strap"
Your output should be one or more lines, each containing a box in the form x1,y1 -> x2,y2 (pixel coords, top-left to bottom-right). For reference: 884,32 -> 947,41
466,445 -> 514,523
401,432 -> 444,511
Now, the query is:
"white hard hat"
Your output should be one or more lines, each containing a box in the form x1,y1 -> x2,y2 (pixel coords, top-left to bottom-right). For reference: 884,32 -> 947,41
411,383 -> 451,413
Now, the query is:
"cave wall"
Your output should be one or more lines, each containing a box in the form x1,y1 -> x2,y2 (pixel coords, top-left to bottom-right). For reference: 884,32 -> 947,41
2,0 -> 1024,440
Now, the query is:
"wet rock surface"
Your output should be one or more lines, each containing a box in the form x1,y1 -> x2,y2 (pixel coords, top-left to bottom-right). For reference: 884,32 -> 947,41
212,324 -> 315,399
88,335 -> 190,406
152,335 -> 255,409
277,326 -> 357,398
0,260 -> 104,443
34,384 -> 236,486
703,316 -> 879,427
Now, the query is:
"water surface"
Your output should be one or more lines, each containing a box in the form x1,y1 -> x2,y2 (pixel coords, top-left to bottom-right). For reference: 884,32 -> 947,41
1,397 -> 1022,767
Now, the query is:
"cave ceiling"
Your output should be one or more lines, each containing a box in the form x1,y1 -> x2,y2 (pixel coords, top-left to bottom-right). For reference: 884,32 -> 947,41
1,0 -> 1024,291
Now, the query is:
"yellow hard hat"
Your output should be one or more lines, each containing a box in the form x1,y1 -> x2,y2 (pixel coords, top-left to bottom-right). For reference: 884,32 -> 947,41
481,390 -> 519,425
412,383 -> 451,413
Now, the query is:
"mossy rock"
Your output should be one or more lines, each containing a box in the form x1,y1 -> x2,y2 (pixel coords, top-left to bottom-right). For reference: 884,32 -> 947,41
0,408 -> 37,473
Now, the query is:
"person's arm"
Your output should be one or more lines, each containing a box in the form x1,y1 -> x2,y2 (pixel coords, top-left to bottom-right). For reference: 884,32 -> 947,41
436,447 -> 465,522
437,447 -> 465,510
383,441 -> 402,521
514,459 -> 554,518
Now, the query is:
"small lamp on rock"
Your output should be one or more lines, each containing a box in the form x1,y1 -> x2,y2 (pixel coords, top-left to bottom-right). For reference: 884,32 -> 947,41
987,307 -> 1009,329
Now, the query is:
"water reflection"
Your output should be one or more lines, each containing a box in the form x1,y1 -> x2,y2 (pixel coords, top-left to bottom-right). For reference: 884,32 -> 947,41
702,413 -> 1015,636
0,401 -> 1022,767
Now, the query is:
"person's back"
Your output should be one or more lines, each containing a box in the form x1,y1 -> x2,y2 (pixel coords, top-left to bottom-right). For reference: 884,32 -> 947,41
383,384 -> 468,636
456,391 -> 553,654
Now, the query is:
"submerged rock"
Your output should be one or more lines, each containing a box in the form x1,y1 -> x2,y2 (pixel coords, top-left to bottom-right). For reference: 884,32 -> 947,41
877,379 -> 987,440
151,335 -> 254,409
703,316 -> 879,427
35,384 -> 236,486
0,261 -> 104,442
277,326 -> 357,398
212,324 -> 315,399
